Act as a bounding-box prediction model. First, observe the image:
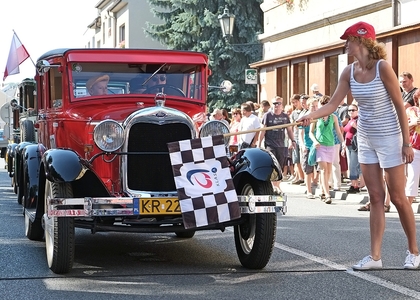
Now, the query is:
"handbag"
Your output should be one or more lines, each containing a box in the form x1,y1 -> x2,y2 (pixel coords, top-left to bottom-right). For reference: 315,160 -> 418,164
308,118 -> 329,166
308,145 -> 317,166
351,133 -> 358,151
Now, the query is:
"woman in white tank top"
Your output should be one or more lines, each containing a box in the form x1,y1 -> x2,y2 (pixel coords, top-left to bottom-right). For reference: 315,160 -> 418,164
298,21 -> 419,270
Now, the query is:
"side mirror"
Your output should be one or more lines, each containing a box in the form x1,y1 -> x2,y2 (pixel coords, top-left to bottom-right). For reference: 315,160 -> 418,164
220,80 -> 232,93
10,99 -> 28,112
36,60 -> 51,75
10,99 -> 19,111
208,80 -> 232,93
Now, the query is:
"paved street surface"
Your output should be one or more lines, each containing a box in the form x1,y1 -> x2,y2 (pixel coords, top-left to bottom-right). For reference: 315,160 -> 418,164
1,158 -> 420,299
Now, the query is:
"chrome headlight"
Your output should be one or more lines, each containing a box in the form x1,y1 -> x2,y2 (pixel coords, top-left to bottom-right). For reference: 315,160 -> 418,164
93,120 -> 124,152
199,120 -> 230,147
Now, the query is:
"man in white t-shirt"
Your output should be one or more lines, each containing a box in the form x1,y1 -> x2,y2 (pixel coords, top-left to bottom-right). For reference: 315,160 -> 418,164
239,102 -> 261,149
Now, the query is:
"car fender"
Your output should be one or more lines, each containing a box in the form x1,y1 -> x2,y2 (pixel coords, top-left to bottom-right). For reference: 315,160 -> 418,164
22,144 -> 44,208
14,142 -> 37,187
42,148 -> 88,182
231,148 -> 282,184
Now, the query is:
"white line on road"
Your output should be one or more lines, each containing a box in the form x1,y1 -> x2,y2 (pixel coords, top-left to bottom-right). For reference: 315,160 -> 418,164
275,242 -> 420,299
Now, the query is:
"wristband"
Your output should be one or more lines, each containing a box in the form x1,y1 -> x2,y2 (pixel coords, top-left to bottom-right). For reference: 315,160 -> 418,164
403,143 -> 412,147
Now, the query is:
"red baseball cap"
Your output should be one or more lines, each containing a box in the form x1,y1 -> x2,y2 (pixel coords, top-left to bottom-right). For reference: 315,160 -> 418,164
340,21 -> 376,40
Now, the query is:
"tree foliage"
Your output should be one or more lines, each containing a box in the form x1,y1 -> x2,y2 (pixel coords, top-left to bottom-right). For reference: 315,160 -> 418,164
146,0 -> 263,111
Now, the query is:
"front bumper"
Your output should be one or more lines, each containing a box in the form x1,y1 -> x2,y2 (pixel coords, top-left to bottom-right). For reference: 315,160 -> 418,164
47,195 -> 287,217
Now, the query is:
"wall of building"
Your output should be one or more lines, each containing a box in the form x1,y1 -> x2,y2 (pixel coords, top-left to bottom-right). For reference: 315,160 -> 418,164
128,1 -> 164,49
255,0 -> 420,104
84,0 -> 165,50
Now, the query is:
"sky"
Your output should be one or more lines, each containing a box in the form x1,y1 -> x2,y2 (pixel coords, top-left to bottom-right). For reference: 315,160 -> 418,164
1,0 -> 99,85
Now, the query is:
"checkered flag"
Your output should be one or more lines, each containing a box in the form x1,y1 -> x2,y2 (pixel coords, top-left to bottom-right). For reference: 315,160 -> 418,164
167,135 -> 240,229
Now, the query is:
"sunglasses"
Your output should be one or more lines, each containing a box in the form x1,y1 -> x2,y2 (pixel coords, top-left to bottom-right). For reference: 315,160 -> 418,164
273,102 -> 282,106
151,75 -> 166,82
348,109 -> 357,112
233,113 -> 240,115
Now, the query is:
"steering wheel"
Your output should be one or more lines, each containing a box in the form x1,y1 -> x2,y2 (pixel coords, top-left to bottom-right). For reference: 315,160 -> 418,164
142,84 -> 186,97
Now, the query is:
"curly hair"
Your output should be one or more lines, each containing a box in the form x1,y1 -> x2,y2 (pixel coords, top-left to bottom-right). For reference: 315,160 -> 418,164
348,36 -> 387,70
319,95 -> 331,106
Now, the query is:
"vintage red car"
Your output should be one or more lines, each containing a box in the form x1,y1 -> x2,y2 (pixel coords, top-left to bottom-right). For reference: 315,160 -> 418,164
14,48 -> 286,274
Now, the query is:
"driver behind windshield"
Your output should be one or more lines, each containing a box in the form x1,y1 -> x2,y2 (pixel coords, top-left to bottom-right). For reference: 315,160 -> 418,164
145,74 -> 166,93
87,75 -> 109,95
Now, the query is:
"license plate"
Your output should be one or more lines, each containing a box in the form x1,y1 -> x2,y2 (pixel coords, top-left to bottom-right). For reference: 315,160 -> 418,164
139,198 -> 181,215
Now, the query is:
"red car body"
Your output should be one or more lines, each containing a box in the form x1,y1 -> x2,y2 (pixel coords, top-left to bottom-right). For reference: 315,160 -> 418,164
14,48 -> 284,274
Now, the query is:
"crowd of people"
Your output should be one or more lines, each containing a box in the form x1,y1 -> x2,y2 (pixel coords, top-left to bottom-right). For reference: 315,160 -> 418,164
208,74 -> 418,207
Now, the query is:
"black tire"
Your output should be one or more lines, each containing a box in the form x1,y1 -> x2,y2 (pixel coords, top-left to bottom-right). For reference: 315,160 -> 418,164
175,231 -> 195,238
25,211 -> 43,241
44,180 -> 75,274
21,120 -> 36,142
17,179 -> 23,204
234,179 -> 276,269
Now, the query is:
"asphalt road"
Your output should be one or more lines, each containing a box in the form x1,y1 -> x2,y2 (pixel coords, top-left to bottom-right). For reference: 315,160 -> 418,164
1,159 -> 420,299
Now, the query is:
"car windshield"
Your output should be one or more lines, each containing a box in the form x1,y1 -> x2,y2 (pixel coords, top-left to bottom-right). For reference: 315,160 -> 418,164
69,62 -> 203,101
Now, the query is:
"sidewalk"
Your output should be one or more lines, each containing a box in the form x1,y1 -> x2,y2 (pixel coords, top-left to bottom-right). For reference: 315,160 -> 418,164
280,179 -> 369,204
280,178 -> 420,213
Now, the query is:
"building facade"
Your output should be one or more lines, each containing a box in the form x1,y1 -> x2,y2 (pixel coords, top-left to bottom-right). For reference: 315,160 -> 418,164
253,0 -> 420,104
84,0 -> 165,50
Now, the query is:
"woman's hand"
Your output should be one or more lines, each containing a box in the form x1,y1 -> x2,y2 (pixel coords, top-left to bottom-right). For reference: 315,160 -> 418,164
340,144 -> 346,156
296,115 -> 312,127
403,145 -> 414,164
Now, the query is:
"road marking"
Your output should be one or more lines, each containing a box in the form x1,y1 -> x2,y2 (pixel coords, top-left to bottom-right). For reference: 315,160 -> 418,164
275,242 -> 420,299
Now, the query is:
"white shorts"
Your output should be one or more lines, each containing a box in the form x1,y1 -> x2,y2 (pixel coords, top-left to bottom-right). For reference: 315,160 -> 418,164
358,133 -> 404,169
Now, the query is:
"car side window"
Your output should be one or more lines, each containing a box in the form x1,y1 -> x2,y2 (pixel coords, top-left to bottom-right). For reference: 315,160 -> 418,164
48,67 -> 63,108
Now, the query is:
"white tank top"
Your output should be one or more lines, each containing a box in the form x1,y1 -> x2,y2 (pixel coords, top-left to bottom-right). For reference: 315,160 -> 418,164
350,59 -> 401,139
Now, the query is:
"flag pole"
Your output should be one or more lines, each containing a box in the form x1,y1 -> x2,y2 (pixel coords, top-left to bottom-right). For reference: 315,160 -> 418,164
12,29 -> 36,68
223,120 -> 317,138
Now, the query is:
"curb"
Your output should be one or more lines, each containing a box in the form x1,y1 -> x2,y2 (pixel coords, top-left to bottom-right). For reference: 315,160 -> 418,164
280,181 -> 369,204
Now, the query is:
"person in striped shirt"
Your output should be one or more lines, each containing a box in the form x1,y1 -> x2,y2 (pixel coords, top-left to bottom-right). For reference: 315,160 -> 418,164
297,21 -> 420,270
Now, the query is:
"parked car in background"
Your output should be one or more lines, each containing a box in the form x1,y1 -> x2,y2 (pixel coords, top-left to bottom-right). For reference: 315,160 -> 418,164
6,78 -> 37,199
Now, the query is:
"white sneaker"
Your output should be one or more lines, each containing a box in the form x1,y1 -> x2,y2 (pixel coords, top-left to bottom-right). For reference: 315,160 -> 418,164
404,250 -> 420,269
352,255 -> 383,270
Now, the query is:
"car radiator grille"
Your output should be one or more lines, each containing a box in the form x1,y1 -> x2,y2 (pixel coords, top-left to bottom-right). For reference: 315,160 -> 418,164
127,123 -> 192,191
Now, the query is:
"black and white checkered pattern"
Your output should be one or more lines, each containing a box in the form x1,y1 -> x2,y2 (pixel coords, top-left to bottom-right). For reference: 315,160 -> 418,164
168,135 -> 240,229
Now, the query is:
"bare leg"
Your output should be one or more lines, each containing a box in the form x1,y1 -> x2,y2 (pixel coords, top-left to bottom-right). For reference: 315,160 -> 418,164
384,165 -> 419,255
295,163 -> 304,181
318,161 -> 330,197
360,163 -> 385,260
272,180 -> 281,192
305,172 -> 314,196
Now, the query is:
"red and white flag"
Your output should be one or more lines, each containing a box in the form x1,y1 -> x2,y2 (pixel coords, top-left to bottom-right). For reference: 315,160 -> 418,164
3,32 -> 30,81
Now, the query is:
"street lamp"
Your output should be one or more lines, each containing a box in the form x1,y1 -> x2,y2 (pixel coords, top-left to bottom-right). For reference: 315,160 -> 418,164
217,6 -> 262,60
218,6 -> 235,40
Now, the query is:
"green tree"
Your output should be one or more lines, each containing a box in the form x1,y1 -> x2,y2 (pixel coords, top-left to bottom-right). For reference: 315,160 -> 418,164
146,0 -> 263,111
